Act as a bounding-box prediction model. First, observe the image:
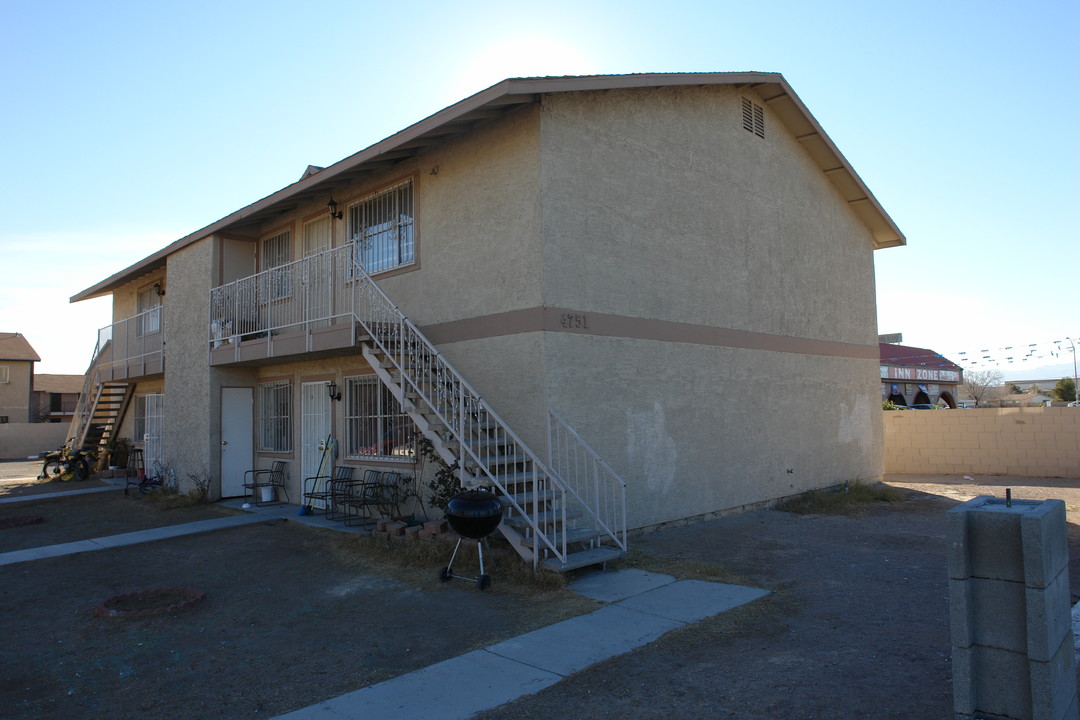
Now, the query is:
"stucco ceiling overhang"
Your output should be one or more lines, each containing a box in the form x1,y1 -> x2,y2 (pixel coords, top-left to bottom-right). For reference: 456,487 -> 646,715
72,72 -> 905,302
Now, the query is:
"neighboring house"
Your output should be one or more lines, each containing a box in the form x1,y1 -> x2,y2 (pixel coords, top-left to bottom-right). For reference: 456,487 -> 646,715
880,343 -> 963,408
0,332 -> 40,424
999,391 -> 1054,408
32,374 -> 84,423
70,73 -> 904,570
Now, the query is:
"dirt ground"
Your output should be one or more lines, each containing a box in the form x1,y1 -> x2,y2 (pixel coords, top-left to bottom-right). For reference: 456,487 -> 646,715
0,465 -> 595,720
2,462 -> 1079,719
475,475 -> 1080,720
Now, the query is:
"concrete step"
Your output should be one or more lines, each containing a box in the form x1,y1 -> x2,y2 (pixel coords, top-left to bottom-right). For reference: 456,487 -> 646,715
520,526 -> 605,549
542,546 -> 625,572
503,508 -> 582,527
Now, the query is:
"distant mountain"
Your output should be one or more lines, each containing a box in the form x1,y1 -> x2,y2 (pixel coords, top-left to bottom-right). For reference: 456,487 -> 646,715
999,362 -> 1076,383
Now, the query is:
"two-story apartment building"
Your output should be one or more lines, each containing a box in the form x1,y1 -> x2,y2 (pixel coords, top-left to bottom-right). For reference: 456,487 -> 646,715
0,332 -> 40,424
71,73 -> 904,570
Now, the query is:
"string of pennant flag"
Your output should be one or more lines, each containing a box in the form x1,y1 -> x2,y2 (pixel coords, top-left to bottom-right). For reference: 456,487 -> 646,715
881,337 -> 1079,370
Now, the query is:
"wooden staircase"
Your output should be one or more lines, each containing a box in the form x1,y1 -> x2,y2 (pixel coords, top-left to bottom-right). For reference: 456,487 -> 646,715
73,381 -> 133,452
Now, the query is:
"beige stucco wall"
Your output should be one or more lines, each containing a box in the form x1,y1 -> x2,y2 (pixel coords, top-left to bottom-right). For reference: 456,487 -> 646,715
883,408 -> 1080,478
0,422 -> 68,460
160,238 -> 215,487
0,360 -> 33,422
380,104 -> 543,325
535,86 -> 884,528
544,333 -> 883,528
539,86 -> 877,343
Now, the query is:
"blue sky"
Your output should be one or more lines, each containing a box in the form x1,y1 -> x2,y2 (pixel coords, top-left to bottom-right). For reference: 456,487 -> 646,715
2,0 -> 1077,380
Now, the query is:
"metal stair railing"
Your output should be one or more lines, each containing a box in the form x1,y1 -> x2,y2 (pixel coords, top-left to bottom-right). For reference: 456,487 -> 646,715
547,408 -> 628,552
206,245 -> 627,568
349,260 -> 576,568
70,327 -> 113,448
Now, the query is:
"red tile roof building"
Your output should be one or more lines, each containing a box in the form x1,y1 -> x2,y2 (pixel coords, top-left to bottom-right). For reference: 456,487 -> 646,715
880,343 -> 963,408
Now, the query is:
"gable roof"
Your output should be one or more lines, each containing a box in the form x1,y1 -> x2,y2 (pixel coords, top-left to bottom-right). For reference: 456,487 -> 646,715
879,343 -> 963,372
0,332 -> 41,362
72,72 -> 905,302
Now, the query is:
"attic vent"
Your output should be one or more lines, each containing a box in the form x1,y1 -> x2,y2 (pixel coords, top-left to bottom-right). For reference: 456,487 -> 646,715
741,97 -> 765,138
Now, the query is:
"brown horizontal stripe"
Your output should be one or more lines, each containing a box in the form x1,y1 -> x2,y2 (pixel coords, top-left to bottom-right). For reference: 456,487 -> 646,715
420,306 -> 878,360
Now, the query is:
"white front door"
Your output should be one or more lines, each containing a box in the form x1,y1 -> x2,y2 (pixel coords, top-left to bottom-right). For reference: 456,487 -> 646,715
301,382 -> 333,502
220,387 -> 253,497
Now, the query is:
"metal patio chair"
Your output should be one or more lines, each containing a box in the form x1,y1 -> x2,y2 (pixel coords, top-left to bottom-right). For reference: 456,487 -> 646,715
302,465 -> 354,518
243,460 -> 288,505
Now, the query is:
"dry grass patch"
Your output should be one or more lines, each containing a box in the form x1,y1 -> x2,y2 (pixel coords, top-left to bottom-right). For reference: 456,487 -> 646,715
610,548 -> 753,587
330,530 -> 570,593
775,480 -> 905,516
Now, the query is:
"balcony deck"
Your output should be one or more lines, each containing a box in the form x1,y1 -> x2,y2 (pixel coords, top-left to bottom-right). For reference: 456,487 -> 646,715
209,245 -> 384,366
209,319 -> 368,366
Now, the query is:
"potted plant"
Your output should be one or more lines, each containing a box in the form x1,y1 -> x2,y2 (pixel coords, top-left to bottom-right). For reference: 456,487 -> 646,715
106,437 -> 133,470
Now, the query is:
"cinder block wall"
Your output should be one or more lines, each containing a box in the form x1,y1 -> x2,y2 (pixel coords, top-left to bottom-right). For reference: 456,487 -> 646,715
883,408 -> 1080,477
0,423 -> 69,460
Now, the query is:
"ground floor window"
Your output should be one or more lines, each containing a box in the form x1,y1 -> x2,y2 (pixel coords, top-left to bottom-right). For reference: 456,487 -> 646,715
343,375 -> 416,460
258,381 -> 292,452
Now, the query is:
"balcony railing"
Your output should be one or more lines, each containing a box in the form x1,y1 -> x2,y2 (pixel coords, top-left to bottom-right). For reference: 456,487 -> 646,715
208,245 -> 364,356
93,308 -> 166,380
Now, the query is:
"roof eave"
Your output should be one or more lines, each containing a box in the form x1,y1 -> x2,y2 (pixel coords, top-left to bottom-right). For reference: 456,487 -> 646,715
72,72 -> 904,301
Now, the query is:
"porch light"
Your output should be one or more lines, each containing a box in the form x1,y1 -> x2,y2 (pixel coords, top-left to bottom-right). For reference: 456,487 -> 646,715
327,382 -> 341,401
327,197 -> 343,220
153,283 -> 164,297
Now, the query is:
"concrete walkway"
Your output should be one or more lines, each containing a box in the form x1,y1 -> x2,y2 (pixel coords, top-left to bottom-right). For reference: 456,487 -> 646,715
274,568 -> 769,720
0,512 -> 270,566
0,490 -> 772,719
0,484 -> 122,505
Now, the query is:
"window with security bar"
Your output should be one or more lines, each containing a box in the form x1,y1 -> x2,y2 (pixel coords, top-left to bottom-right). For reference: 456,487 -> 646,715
258,381 -> 292,452
344,375 -> 416,460
261,229 -> 292,300
348,179 -> 414,274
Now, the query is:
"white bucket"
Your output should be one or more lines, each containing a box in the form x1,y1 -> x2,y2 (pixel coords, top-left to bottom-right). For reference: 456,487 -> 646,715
259,486 -> 275,503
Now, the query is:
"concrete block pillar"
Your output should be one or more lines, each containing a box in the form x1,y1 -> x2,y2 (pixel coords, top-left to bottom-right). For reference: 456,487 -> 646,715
948,495 -> 1078,720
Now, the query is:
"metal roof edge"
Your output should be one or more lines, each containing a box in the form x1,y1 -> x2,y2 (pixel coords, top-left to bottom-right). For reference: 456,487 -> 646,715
764,76 -> 905,249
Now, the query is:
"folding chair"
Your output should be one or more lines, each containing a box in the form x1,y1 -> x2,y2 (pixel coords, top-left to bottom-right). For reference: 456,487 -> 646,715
243,460 -> 288,505
302,466 -> 354,518
342,470 -> 384,526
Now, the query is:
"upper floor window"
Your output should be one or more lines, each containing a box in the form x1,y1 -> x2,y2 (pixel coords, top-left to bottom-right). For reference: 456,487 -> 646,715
136,285 -> 162,336
349,178 -> 414,274
0,365 -> 8,383
261,229 -> 292,300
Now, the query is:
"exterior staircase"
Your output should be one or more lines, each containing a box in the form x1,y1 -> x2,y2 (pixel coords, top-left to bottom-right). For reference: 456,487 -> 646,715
69,349 -> 134,454
76,382 -> 133,450
352,267 -> 627,572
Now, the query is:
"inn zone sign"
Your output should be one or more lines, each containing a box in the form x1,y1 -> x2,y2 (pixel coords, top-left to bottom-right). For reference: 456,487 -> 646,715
880,366 -> 961,383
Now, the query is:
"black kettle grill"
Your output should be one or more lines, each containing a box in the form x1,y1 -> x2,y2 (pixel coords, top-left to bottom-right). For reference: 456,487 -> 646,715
439,489 -> 503,590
